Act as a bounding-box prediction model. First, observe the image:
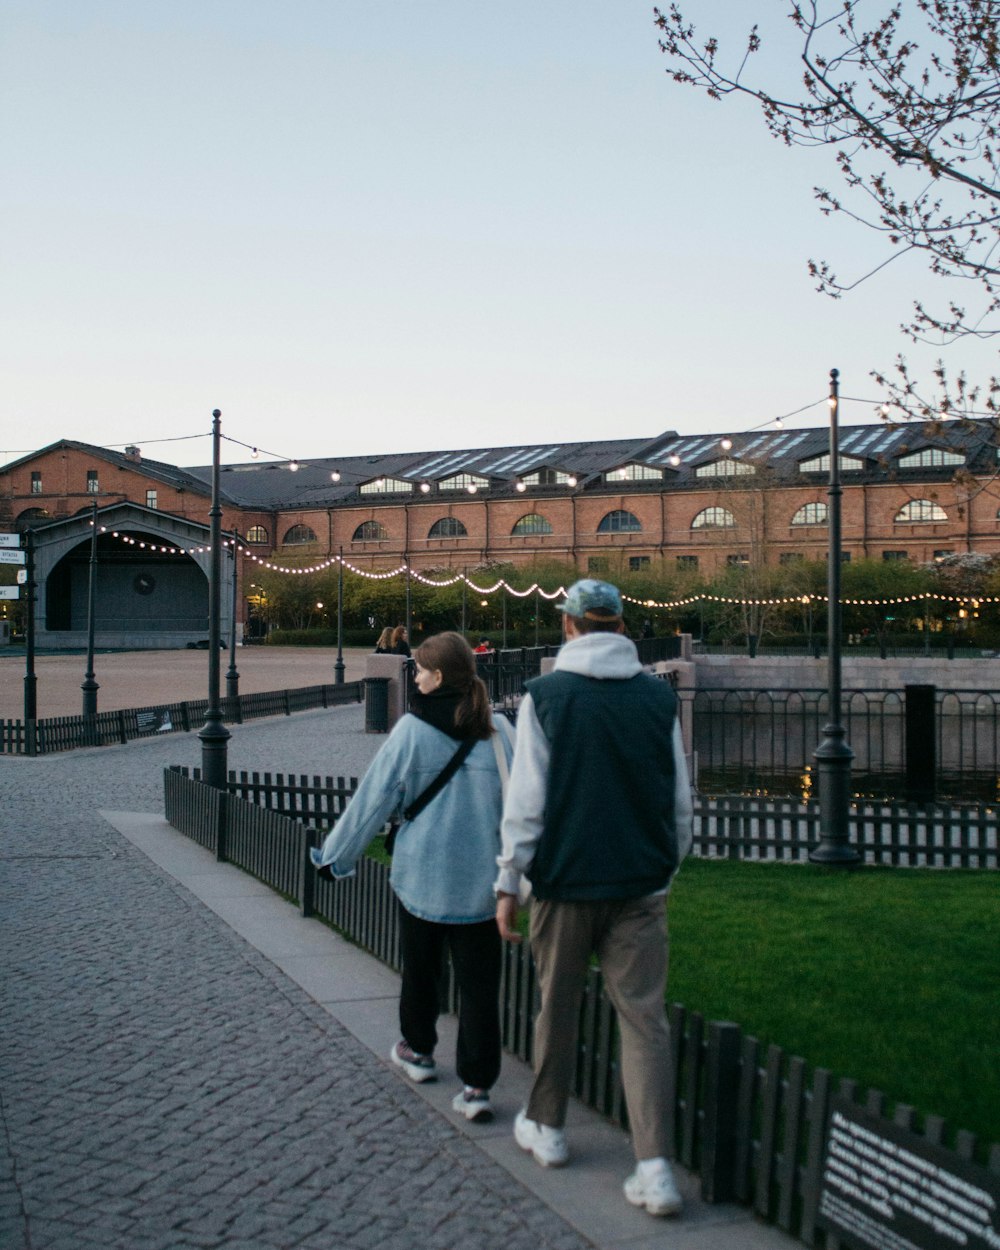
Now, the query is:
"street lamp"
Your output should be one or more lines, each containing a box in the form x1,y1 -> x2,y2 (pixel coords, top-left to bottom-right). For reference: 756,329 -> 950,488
198,408 -> 231,789
81,499 -> 100,722
334,546 -> 345,683
225,527 -> 240,701
810,369 -> 860,865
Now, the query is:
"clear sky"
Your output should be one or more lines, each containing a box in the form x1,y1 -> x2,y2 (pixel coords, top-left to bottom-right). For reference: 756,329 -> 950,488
2,1 -> 993,468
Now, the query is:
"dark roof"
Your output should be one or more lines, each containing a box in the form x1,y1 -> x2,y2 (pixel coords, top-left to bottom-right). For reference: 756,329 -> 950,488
12,420 -> 996,510
4,440 -> 218,500
196,418 -> 997,506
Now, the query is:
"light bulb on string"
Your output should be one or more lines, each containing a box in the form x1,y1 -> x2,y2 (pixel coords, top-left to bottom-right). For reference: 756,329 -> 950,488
330,470 -> 341,483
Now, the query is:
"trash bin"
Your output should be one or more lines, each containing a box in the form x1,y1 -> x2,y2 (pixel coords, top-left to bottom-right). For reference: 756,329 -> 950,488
365,677 -> 390,733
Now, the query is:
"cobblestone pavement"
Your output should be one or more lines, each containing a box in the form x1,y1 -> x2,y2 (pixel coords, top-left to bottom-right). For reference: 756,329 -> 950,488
0,708 -> 593,1250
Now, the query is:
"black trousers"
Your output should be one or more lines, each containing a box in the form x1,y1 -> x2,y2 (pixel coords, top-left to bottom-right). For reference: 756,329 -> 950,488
397,902 -> 502,1091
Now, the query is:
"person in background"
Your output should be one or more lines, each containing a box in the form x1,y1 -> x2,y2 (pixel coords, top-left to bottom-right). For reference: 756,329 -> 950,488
494,578 -> 693,1217
473,637 -> 495,655
391,624 -> 411,656
374,626 -> 394,654
313,632 -> 514,1123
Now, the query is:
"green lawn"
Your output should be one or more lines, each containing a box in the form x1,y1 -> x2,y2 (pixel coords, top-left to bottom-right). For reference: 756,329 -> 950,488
665,858 -> 999,1149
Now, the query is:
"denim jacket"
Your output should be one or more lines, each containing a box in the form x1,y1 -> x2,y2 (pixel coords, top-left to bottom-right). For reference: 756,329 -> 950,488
311,713 -> 515,924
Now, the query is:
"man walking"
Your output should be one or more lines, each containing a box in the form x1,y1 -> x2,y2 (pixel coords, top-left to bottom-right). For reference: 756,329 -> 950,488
495,579 -> 692,1217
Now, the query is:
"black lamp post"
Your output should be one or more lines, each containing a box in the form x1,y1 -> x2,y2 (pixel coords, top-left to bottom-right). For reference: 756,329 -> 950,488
810,369 -> 860,865
23,527 -> 37,752
81,499 -> 100,721
199,409 -> 231,788
334,545 -> 345,683
405,555 -> 412,639
226,527 -> 240,701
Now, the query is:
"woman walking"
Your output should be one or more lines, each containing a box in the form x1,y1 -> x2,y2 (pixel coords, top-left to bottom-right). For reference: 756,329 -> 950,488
312,632 -> 513,1122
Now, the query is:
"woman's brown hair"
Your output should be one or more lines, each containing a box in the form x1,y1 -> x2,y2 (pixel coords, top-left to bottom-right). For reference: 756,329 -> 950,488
413,631 -> 493,740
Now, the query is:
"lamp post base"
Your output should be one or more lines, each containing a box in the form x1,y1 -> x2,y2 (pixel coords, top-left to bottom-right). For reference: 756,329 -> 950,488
334,657 -> 345,684
199,719 -> 231,790
810,727 -> 860,865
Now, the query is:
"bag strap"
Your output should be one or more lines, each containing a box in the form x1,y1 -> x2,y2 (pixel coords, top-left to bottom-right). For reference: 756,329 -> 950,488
491,731 -> 509,798
402,736 -> 476,822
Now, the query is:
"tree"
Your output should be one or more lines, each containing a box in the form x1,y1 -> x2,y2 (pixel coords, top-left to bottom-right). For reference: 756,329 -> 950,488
655,1 -> 1000,420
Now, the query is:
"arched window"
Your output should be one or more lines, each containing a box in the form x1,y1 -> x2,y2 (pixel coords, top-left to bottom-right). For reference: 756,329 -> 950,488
353,520 -> 388,541
597,510 -> 642,534
791,502 -> 828,526
512,513 -> 553,536
282,524 -> 318,545
245,525 -> 269,544
16,507 -> 51,527
691,507 -> 736,530
427,517 -> 468,539
895,499 -> 947,523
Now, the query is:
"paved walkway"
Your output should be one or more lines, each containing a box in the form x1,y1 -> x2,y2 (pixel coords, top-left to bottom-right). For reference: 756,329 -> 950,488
1,705 -> 798,1250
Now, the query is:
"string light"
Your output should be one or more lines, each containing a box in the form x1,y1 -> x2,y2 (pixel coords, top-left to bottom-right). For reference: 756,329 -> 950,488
90,528 -> 995,611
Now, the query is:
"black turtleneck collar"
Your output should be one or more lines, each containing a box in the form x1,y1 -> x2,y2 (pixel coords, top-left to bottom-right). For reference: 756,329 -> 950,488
408,687 -> 466,740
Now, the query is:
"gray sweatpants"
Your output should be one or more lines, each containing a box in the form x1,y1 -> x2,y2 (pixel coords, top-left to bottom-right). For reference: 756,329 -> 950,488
526,892 -> 673,1161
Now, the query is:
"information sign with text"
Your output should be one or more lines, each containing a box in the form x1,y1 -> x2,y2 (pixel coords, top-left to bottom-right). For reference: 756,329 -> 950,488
0,549 -> 26,565
0,533 -> 21,548
817,1099 -> 999,1250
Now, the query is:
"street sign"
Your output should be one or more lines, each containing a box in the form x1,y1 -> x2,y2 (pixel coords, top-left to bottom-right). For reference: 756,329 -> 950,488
0,587 -> 18,600
0,549 -> 26,565
0,533 -> 21,548
17,569 -> 27,584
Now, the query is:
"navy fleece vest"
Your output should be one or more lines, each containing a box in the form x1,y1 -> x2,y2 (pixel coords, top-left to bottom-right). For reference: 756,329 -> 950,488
525,669 -> 680,901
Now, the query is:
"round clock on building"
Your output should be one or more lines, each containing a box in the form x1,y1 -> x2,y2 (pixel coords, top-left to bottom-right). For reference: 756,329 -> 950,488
133,573 -> 156,596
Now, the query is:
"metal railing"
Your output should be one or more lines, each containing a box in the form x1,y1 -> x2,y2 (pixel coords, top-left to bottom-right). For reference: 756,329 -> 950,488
1,680 -> 363,756
690,687 -> 1000,802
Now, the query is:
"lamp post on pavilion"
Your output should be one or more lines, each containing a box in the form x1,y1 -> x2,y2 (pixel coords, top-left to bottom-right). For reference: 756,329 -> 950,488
81,498 -> 100,721
810,369 -> 860,865
199,408 -> 231,789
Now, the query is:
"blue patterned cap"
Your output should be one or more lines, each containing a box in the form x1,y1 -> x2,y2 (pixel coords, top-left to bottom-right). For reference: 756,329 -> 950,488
557,578 -> 623,620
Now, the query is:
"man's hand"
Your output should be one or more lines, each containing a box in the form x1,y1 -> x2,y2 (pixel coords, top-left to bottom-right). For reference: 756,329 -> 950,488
495,893 -> 522,943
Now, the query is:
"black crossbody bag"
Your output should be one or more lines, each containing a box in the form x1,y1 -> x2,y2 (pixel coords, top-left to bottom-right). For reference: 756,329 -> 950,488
316,737 -> 477,880
384,736 -> 476,856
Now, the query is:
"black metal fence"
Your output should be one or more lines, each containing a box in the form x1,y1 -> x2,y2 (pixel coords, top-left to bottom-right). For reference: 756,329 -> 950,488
162,766 -> 999,1245
690,686 -> 1000,803
475,636 -> 682,708
0,681 -> 363,757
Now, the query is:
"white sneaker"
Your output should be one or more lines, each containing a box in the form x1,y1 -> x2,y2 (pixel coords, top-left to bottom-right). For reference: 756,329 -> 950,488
624,1158 -> 683,1216
389,1040 -> 437,1083
514,1110 -> 569,1167
451,1087 -> 493,1123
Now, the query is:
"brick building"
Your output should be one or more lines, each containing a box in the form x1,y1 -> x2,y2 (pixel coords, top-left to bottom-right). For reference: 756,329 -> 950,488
1,421 -> 997,647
